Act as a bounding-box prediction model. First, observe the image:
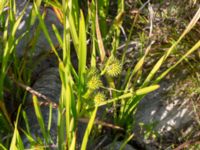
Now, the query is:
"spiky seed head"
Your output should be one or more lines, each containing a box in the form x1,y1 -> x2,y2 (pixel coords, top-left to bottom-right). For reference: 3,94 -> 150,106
87,67 -> 99,78
87,75 -> 103,90
94,92 -> 106,104
106,57 -> 122,77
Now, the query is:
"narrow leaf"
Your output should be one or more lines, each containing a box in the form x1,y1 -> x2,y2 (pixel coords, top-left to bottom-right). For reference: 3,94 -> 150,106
78,10 -> 87,83
136,85 -> 160,95
81,107 -> 98,150
95,2 -> 106,62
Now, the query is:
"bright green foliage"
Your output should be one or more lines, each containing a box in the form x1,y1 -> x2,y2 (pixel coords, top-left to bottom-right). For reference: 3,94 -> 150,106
0,0 -> 7,15
0,0 -> 200,149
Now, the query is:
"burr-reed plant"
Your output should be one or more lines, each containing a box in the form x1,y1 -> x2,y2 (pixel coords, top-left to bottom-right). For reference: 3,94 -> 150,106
0,0 -> 200,149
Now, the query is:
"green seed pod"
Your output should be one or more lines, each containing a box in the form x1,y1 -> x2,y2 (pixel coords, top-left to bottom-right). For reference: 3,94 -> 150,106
87,67 -> 99,78
87,75 -> 103,90
94,92 -> 106,104
106,56 -> 122,77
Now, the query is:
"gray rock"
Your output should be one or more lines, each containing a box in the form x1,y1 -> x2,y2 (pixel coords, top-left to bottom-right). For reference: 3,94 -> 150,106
21,67 -> 92,149
22,67 -> 61,147
8,1 -> 64,147
135,82 -> 193,134
14,2 -> 79,147
133,76 -> 198,149
103,141 -> 136,150
15,0 -> 63,58
16,0 -> 28,13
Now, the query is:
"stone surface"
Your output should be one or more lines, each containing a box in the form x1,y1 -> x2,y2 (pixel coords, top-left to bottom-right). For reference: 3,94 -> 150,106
132,73 -> 199,149
14,2 -> 83,148
22,67 -> 61,147
135,82 -> 193,134
103,141 -> 136,150
14,1 -> 64,145
21,67 -> 93,149
15,0 -> 63,58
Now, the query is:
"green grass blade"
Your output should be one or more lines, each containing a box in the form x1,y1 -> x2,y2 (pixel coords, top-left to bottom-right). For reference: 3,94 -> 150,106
96,85 -> 159,107
33,1 -> 60,61
8,0 -> 16,26
69,0 -> 79,29
60,9 -> 77,147
59,59 -> 74,148
68,12 -> 79,54
142,7 -> 200,87
10,105 -> 22,150
124,43 -> 152,90
43,0 -> 61,8
97,0 -> 109,38
2,15 -> 9,45
69,134 -> 76,150
142,56 -> 165,86
123,84 -> 160,119
135,85 -> 160,95
111,0 -> 124,53
62,15 -> 71,65
78,10 -> 87,84
22,110 -> 30,134
47,103 -> 53,132
20,129 -> 36,145
124,56 -> 145,89
30,0 -> 42,25
65,82 -> 73,148
0,144 -> 7,150
154,40 -> 200,84
81,107 -> 98,150
52,24 -> 63,47
89,0 -> 97,67
95,2 -> 106,62
96,93 -> 133,107
32,95 -> 49,144
16,131 -> 24,150
0,0 -> 7,15
119,134 -> 134,150
0,0 -> 28,129
118,0 -> 124,13
122,95 -> 144,122
57,104 -> 65,150
2,1 -> 28,73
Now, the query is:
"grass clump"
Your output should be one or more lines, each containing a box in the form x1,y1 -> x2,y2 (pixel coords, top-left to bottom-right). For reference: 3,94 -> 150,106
0,0 -> 200,149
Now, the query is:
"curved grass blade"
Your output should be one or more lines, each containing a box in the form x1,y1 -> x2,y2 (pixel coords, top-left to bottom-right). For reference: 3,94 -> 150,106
47,103 -> 53,132
142,7 -> 200,87
33,1 -> 60,61
10,105 -> 23,150
78,10 -> 87,84
52,24 -> 63,47
0,0 -> 29,129
33,95 -> 50,144
96,84 -> 159,107
154,40 -> 200,84
81,107 -> 98,150
95,1 -> 106,62
97,0 -> 109,38
0,0 -> 7,15
0,144 -> 7,150
119,134 -> 134,150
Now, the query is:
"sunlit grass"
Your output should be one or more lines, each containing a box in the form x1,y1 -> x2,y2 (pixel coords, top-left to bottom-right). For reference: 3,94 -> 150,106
0,0 -> 199,149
